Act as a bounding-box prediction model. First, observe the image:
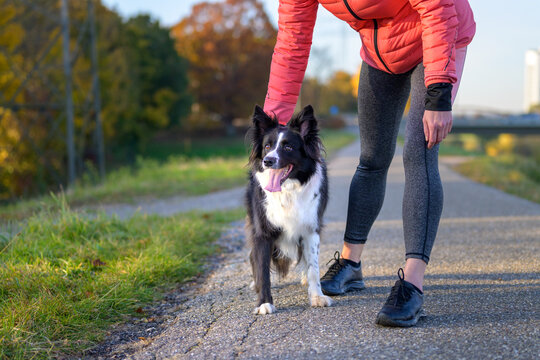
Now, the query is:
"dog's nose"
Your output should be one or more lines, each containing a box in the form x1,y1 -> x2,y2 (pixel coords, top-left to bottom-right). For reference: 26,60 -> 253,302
263,157 -> 276,168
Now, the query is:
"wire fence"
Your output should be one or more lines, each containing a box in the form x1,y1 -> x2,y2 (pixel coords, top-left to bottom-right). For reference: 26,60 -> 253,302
0,0 -> 104,200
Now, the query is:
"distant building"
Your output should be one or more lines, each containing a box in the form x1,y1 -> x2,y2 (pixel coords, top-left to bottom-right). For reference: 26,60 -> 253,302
524,48 -> 540,112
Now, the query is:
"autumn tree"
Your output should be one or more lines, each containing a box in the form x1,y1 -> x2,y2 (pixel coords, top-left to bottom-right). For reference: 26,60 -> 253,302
300,71 -> 357,116
117,14 -> 191,154
172,0 -> 277,134
0,1 -> 192,199
0,0 -> 67,198
321,70 -> 357,114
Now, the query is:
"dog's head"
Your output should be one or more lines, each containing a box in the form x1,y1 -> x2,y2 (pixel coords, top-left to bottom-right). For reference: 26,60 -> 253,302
247,104 -> 324,192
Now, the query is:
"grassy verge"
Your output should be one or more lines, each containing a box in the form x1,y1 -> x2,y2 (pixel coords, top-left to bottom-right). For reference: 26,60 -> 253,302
0,198 -> 245,359
454,154 -> 540,203
397,134 -> 483,157
398,133 -> 540,203
0,157 -> 247,221
0,129 -> 356,221
444,134 -> 540,204
141,136 -> 249,160
319,129 -> 356,157
437,139 -> 484,156
142,128 -> 356,161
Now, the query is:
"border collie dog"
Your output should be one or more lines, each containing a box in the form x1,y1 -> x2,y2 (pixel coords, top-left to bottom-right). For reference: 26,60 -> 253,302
245,104 -> 332,315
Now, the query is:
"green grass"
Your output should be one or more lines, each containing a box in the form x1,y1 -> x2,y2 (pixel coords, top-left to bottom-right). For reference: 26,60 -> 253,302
398,133 -> 540,203
0,128 -> 357,357
0,129 -> 356,221
0,156 -> 248,221
141,129 -> 356,161
0,197 -> 245,359
437,141 -> 484,157
455,154 -> 540,204
141,136 -> 250,160
75,156 -> 248,201
319,129 -> 356,157
397,134 -> 483,157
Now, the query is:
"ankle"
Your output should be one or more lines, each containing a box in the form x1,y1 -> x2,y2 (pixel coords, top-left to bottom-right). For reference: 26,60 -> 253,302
403,274 -> 423,292
341,242 -> 364,263
403,258 -> 427,292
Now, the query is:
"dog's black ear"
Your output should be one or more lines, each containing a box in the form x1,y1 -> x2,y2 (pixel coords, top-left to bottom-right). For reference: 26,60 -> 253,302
252,105 -> 277,132
288,105 -> 323,160
289,105 -> 317,138
247,105 -> 278,166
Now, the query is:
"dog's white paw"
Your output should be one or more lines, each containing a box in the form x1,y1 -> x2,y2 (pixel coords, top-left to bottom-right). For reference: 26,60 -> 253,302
310,294 -> 333,307
301,274 -> 308,286
253,303 -> 276,315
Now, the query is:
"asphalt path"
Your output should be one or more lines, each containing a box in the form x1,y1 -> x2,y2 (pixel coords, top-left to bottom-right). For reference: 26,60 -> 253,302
93,140 -> 540,359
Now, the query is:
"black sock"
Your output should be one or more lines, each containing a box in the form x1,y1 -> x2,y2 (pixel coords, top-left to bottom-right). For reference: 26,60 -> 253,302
344,258 -> 361,268
407,281 -> 423,294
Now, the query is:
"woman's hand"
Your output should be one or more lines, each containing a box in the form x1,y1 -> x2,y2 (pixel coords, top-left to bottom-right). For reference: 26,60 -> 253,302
423,110 -> 453,149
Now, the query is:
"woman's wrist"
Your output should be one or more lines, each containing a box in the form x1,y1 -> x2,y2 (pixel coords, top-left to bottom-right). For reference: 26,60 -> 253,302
424,82 -> 453,111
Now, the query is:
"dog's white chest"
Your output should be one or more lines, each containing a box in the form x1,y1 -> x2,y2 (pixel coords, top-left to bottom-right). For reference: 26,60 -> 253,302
255,164 -> 323,237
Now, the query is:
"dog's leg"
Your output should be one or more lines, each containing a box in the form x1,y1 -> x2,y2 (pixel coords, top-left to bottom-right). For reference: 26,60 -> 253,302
303,232 -> 332,307
300,271 -> 308,286
250,239 -> 276,315
298,255 -> 308,286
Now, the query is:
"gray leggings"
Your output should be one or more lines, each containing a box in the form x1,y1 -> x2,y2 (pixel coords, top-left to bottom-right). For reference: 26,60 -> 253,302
344,62 -> 442,264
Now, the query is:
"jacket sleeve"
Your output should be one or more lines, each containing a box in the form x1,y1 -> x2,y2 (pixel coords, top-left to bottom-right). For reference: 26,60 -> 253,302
263,0 -> 319,125
409,0 -> 459,87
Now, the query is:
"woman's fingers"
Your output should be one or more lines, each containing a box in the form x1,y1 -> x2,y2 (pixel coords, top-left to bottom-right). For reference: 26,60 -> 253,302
446,117 -> 453,137
442,115 -> 453,142
423,110 -> 453,149
438,124 -> 445,143
423,116 -> 430,143
428,121 -> 437,149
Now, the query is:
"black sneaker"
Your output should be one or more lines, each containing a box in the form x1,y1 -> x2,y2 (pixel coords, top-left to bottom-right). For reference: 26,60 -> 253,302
375,268 -> 425,327
320,251 -> 365,296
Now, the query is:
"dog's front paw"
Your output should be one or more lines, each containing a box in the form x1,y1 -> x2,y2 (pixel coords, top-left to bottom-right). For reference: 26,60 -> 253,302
253,303 -> 277,315
301,273 -> 308,286
310,294 -> 333,307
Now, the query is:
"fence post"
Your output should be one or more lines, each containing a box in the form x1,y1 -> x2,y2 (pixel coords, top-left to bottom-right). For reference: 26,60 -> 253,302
88,0 -> 105,180
61,0 -> 76,187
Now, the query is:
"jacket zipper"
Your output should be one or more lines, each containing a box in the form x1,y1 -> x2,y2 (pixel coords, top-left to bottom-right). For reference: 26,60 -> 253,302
342,1 -> 394,74
343,0 -> 363,20
372,19 -> 393,74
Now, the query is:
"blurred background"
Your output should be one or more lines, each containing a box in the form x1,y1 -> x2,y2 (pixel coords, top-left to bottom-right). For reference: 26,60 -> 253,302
0,0 -> 539,206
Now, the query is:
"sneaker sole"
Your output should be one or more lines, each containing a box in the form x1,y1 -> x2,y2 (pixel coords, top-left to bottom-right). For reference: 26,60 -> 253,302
375,308 -> 426,328
321,280 -> 366,296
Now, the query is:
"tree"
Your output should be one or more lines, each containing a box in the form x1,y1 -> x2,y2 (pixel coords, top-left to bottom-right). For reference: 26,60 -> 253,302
117,14 -> 191,152
0,0 -> 26,199
0,1 -> 193,199
172,0 -> 277,135
300,71 -> 357,116
320,70 -> 357,114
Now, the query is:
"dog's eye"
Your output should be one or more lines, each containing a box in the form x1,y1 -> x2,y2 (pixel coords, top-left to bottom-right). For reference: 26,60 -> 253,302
264,144 -> 271,150
283,145 -> 293,152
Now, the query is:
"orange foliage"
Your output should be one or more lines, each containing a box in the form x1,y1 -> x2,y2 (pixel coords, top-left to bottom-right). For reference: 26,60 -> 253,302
171,0 -> 277,124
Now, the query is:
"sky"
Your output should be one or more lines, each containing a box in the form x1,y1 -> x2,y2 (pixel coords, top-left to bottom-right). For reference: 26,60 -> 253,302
102,0 -> 540,114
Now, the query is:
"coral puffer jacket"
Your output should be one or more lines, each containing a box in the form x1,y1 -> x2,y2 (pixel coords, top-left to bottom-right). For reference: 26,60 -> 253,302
264,0 -> 476,123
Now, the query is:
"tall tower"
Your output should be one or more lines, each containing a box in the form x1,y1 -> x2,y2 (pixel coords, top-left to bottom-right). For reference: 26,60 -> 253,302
524,48 -> 540,112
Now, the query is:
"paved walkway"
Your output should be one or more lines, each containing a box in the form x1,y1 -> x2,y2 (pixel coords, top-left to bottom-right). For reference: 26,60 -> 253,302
94,141 -> 540,359
92,187 -> 245,220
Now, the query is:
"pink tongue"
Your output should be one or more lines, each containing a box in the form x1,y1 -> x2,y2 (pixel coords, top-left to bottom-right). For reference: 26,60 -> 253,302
264,169 -> 285,192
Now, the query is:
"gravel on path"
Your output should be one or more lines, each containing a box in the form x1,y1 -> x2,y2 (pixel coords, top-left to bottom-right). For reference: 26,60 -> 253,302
86,141 -> 540,360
